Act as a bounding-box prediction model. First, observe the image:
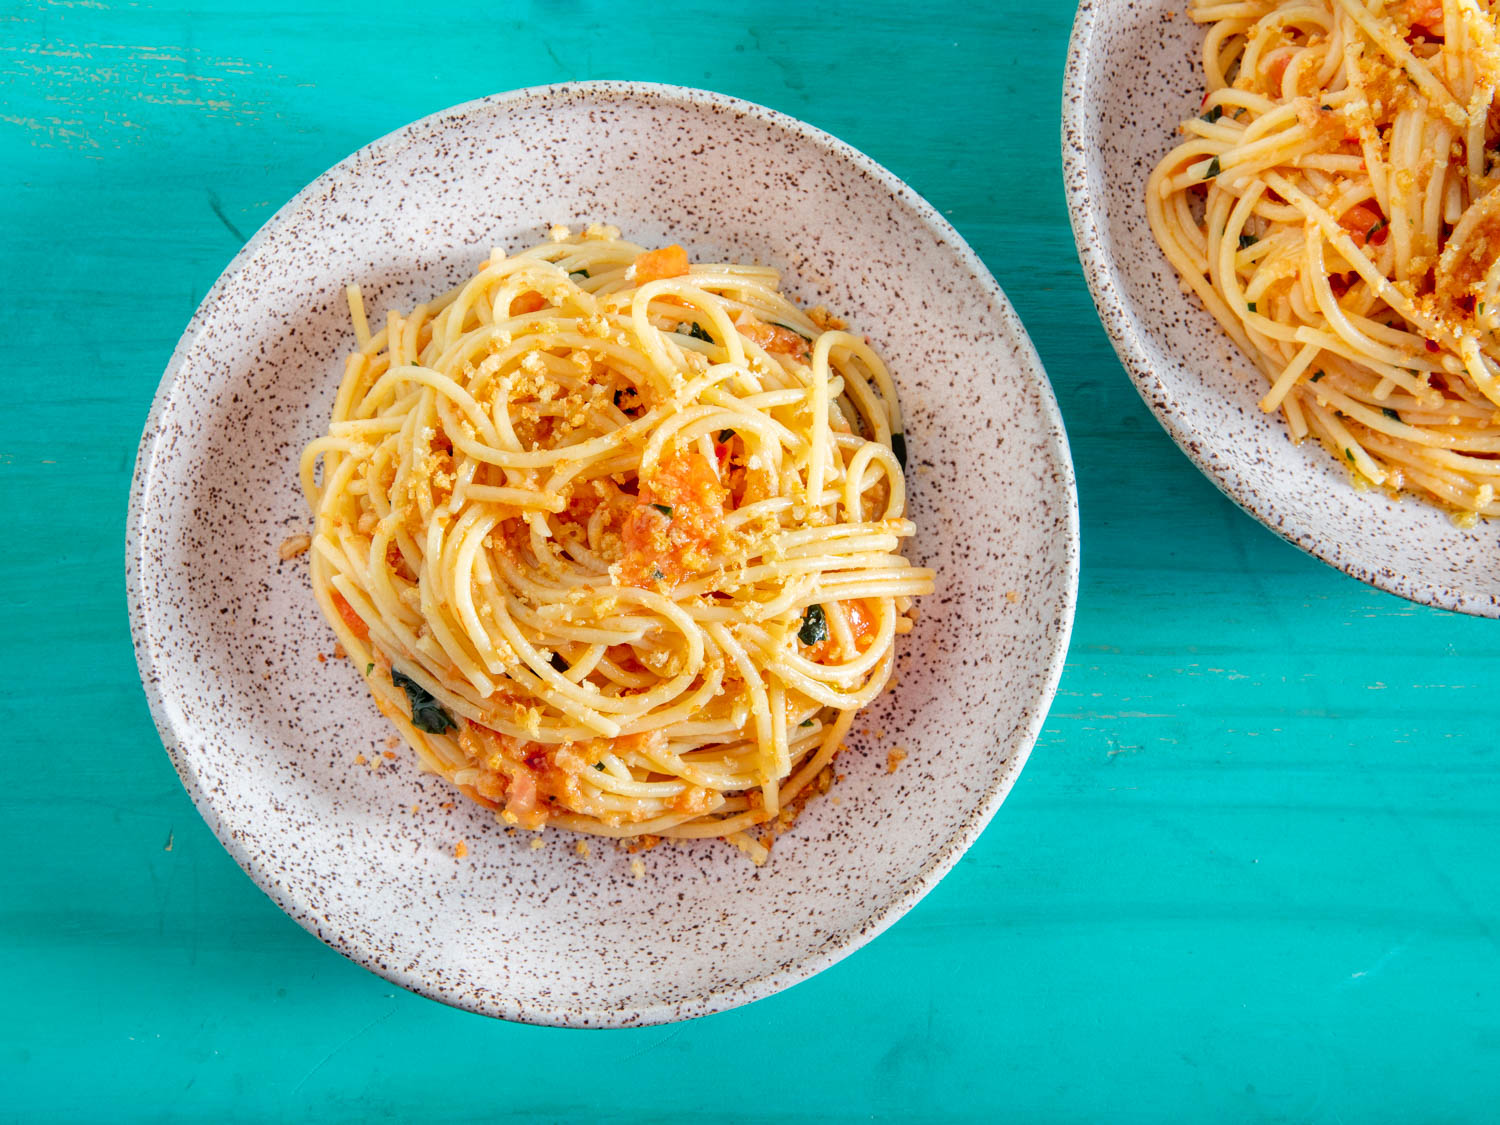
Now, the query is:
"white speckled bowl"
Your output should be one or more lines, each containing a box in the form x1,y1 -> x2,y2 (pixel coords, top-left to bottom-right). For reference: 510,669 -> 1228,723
127,83 -> 1079,1025
1064,0 -> 1500,616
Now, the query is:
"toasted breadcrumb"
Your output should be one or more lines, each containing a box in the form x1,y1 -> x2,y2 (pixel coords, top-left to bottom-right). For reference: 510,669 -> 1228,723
807,306 -> 847,332
278,533 -> 311,560
332,642 -> 346,659
382,750 -> 397,760
575,840 -> 591,859
385,736 -> 401,749
1005,590 -> 1020,604
630,857 -> 646,879
887,748 -> 907,773
354,753 -> 367,765
454,839 -> 468,858
529,836 -> 545,850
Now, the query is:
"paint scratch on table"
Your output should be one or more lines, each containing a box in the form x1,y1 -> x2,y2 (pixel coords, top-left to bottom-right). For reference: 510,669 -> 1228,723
0,33 -> 286,152
1344,943 -> 1404,986
290,1007 -> 398,1094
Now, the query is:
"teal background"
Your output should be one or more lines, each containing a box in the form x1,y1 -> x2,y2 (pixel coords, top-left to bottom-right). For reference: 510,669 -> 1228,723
3,0 -> 1497,1120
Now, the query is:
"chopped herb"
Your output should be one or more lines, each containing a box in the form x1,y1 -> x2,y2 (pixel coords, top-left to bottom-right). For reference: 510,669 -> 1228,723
686,321 -> 714,343
798,603 -> 829,645
550,652 -> 570,672
1247,302 -> 1257,313
1382,407 -> 1401,421
1480,302 -> 1487,315
569,269 -> 590,280
1234,108 -> 1246,119
651,503 -> 673,517
800,718 -> 815,727
770,321 -> 811,339
717,428 -> 735,443
891,432 -> 907,469
593,761 -> 605,771
1366,217 -> 1388,239
1321,103 -> 1333,111
391,668 -> 457,734
649,564 -> 665,582
1310,370 -> 1326,382
1345,447 -> 1356,463
1238,233 -> 1259,250
1204,156 -> 1221,179
1201,105 -> 1223,123
365,662 -> 374,676
613,389 -> 623,406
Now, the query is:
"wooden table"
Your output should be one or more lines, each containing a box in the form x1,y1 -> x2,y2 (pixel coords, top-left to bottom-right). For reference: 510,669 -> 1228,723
4,0 -> 1496,1119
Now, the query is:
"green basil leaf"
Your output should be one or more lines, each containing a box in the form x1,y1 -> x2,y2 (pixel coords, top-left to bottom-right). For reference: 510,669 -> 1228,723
798,604 -> 829,645
391,668 -> 457,734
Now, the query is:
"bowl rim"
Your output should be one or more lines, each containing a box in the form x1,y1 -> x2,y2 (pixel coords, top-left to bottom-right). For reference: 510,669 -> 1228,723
1061,0 -> 1496,618
126,80 -> 1081,1026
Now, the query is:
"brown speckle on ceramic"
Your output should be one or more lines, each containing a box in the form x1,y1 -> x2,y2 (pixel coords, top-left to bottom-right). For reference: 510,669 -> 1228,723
1063,1 -> 1500,616
126,83 -> 1079,1026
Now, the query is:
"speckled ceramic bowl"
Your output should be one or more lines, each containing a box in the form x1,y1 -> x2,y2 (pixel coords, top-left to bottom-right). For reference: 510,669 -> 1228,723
1064,0 -> 1500,616
127,83 -> 1078,1026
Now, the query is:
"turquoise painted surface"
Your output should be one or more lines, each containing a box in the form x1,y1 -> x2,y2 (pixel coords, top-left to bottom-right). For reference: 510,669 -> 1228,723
2,0 -> 1497,1119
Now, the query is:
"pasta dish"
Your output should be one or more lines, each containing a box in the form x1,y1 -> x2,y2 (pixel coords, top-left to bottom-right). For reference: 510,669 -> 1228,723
1148,0 -> 1500,520
299,226 -> 933,863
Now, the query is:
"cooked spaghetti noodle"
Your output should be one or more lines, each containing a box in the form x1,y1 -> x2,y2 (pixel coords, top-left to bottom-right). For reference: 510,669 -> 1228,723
300,226 -> 933,863
1148,0 -> 1500,520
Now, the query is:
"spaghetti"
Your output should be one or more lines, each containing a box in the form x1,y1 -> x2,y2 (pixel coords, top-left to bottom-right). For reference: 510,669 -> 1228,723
299,225 -> 933,863
1148,0 -> 1500,520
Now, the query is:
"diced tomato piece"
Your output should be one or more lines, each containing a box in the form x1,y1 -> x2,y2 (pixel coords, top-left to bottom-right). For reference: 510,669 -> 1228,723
803,599 -> 879,662
844,599 -> 879,651
618,450 -> 727,587
508,291 -> 548,316
331,590 -> 369,640
1339,203 -> 1386,249
1406,0 -> 1444,33
735,313 -> 809,356
632,245 -> 690,284
1266,54 -> 1291,90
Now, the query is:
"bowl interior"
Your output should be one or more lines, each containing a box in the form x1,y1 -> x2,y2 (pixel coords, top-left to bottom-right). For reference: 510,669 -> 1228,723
1064,0 -> 1500,615
129,83 -> 1078,1025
